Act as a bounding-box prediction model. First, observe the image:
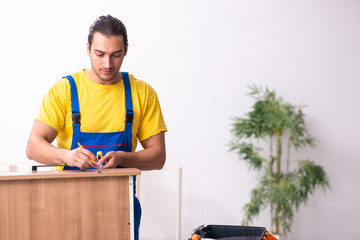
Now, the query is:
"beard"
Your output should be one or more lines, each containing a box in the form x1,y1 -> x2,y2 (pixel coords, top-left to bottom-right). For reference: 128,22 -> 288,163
93,67 -> 120,82
89,56 -> 122,83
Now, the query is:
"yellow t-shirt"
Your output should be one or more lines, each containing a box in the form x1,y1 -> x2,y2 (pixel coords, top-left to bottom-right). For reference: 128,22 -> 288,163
36,70 -> 167,152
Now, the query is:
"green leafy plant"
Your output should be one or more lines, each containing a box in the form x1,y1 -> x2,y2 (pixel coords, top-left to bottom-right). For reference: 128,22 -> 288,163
229,85 -> 330,235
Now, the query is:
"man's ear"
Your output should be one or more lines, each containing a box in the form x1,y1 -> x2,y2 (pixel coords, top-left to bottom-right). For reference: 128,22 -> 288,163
124,43 -> 128,57
87,42 -> 90,56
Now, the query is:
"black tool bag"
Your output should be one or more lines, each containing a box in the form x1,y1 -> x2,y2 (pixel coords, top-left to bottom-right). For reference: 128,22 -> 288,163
189,225 -> 269,240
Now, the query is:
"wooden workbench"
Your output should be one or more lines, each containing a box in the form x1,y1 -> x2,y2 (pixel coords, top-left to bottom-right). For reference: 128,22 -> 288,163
0,168 -> 140,240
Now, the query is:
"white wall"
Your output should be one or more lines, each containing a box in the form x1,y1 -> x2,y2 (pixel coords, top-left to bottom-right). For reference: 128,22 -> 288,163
1,0 -> 359,239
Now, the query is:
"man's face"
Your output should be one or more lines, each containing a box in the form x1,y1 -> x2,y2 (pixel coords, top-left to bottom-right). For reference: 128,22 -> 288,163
87,32 -> 127,84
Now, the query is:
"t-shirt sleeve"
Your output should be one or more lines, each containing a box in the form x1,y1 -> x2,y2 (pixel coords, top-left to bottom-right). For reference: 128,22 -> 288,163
36,79 -> 69,133
137,91 -> 167,142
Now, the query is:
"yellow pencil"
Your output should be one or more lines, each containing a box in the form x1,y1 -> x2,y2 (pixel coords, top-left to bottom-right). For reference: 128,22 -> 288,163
77,142 -> 96,163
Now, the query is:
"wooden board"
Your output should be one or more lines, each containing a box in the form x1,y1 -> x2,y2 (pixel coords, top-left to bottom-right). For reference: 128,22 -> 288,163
0,169 -> 139,240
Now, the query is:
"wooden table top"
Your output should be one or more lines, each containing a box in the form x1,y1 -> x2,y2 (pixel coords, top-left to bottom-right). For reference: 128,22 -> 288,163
0,168 -> 141,181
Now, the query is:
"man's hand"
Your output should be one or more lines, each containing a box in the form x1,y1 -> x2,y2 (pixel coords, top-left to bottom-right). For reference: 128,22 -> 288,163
97,132 -> 166,171
27,120 -> 98,169
64,147 -> 98,169
98,151 -> 125,169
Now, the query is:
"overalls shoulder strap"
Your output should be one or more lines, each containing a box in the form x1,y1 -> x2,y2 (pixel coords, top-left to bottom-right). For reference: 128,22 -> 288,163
121,72 -> 134,132
63,75 -> 81,138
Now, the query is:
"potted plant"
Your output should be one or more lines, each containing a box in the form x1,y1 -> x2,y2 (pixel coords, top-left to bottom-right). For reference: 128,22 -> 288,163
229,85 -> 330,237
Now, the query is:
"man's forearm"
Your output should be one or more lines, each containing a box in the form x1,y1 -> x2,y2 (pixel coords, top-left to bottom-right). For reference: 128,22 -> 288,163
26,136 -> 67,165
101,132 -> 166,171
118,146 -> 166,170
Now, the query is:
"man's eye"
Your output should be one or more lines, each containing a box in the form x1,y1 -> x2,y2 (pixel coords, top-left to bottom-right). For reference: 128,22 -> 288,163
96,54 -> 104,57
113,54 -> 122,57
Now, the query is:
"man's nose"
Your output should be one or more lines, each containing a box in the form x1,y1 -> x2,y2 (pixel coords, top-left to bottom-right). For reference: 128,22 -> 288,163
103,56 -> 112,68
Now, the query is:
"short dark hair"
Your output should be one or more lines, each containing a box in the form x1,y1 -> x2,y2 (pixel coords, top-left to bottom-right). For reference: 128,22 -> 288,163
88,15 -> 128,49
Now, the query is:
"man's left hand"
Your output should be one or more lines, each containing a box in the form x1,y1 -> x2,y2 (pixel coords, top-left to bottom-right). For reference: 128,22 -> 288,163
98,151 -> 128,169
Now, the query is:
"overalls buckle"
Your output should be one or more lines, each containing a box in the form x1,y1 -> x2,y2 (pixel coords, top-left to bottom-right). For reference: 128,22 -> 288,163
72,112 -> 80,125
126,110 -> 134,123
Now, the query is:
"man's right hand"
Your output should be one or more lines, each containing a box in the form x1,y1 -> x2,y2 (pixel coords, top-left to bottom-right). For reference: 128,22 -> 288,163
27,120 -> 98,169
64,147 -> 98,169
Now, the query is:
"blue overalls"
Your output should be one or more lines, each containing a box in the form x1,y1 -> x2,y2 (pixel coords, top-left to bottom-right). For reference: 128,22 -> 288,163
63,72 -> 141,240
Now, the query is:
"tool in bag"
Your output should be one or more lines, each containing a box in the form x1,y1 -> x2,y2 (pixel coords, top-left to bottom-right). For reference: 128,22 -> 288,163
189,225 -> 278,240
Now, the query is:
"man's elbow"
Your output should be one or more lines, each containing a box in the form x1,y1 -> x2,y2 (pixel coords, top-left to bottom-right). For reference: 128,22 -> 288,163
156,151 -> 166,170
26,142 -> 34,160
26,139 -> 37,161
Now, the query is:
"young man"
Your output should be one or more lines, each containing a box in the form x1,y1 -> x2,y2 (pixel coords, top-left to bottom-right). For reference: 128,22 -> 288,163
27,15 -> 167,240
